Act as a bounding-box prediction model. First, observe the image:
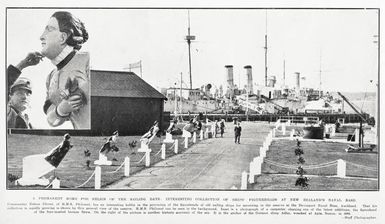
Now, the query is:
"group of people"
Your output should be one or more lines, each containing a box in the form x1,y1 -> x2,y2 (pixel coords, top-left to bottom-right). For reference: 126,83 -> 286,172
7,11 -> 90,129
183,117 -> 242,144
211,119 -> 226,138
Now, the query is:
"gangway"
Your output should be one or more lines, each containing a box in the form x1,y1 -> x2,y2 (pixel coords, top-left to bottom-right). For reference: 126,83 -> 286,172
236,95 -> 265,114
260,95 -> 290,114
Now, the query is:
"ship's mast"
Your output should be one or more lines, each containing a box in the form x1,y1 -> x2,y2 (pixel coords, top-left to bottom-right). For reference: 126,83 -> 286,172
185,11 -> 195,90
174,83 -> 177,116
283,59 -> 286,87
264,11 -> 268,87
180,72 -> 183,114
319,51 -> 322,98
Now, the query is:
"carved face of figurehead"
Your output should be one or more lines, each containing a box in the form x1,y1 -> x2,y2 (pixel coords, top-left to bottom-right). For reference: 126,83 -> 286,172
40,17 -> 67,60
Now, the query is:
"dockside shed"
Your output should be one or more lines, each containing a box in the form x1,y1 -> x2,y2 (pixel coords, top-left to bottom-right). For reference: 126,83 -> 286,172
90,70 -> 167,136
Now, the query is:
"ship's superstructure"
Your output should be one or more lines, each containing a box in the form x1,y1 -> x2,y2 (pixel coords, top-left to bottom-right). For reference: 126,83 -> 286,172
163,11 -> 344,115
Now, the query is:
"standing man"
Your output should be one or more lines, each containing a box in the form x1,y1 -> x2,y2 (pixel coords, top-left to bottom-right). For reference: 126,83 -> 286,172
193,116 -> 202,133
234,122 -> 242,144
220,119 -> 225,137
7,52 -> 43,129
8,78 -> 33,129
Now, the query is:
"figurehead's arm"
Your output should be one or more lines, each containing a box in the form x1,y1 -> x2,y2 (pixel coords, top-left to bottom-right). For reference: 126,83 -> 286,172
45,71 -> 86,127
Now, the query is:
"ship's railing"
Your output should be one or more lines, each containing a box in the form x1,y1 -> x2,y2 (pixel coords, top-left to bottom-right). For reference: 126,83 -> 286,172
166,113 -> 366,126
279,116 -> 319,125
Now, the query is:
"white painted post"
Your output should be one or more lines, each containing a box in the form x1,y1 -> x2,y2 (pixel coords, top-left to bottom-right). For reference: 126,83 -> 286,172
330,124 -> 336,137
290,129 -> 295,140
161,144 -> 166,160
200,130 -> 204,140
269,133 -> 272,143
241,171 -> 248,190
124,157 -> 130,177
52,178 -> 60,189
355,129 -> 360,144
95,166 -> 101,189
145,151 -> 151,167
323,125 -> 327,138
272,128 -> 276,137
249,162 -> 256,183
164,133 -> 173,143
282,123 -> 286,135
261,147 -> 268,158
337,159 -> 346,178
193,132 -> 197,143
255,157 -> 262,175
174,139 -> 179,154
260,147 -> 266,158
275,119 -> 280,129
184,137 -> 189,149
206,127 -> 209,138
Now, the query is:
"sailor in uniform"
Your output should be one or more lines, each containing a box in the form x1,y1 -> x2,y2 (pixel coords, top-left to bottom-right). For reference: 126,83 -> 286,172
7,78 -> 33,129
7,52 -> 44,129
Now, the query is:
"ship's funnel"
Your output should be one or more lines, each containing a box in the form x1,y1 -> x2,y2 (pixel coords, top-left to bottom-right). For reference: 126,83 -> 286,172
267,76 -> 276,88
244,65 -> 253,94
205,84 -> 212,96
295,72 -> 300,90
225,65 -> 234,89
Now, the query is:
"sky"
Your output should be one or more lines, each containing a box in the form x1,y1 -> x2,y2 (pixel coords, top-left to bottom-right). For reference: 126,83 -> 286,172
6,8 -> 379,128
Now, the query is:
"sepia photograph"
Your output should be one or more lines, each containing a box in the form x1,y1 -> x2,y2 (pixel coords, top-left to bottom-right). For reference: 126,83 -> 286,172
6,8 -> 379,192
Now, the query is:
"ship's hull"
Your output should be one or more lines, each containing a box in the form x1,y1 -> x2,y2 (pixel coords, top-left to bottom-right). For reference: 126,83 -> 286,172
164,100 -> 219,113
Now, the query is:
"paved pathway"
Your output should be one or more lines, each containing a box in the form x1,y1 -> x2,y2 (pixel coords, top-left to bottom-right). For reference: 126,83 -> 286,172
107,122 -> 272,190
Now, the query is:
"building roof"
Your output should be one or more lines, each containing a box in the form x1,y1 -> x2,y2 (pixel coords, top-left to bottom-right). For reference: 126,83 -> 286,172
91,70 -> 166,99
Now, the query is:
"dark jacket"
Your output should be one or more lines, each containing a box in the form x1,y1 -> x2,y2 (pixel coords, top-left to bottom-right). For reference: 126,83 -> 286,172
234,126 -> 242,136
194,120 -> 202,131
7,105 -> 33,129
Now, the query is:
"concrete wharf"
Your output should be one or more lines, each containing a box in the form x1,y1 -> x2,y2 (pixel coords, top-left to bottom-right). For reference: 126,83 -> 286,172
108,122 -> 271,189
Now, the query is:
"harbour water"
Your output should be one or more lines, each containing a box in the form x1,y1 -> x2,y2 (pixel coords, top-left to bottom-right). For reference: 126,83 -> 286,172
349,100 -> 376,117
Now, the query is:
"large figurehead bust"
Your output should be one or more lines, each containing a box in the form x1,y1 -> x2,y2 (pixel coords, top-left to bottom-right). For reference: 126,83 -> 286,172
41,11 -> 91,129
40,11 -> 88,60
